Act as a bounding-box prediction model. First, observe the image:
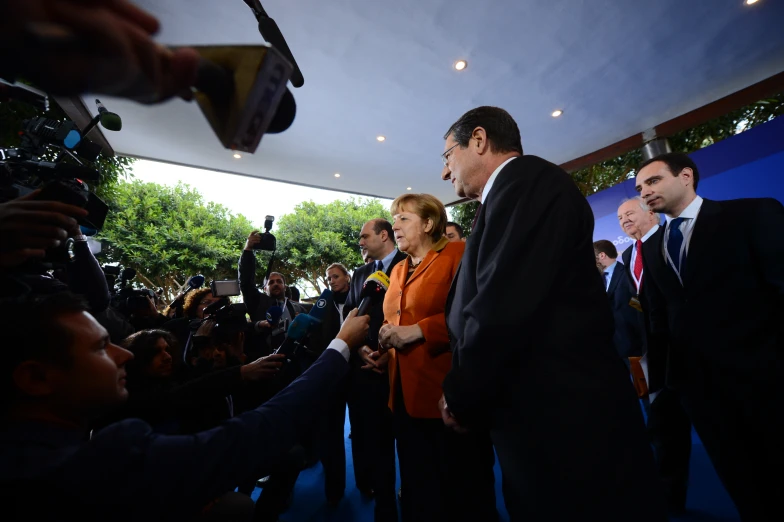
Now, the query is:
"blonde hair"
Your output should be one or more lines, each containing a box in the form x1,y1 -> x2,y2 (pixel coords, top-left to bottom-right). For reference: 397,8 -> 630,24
390,193 -> 448,242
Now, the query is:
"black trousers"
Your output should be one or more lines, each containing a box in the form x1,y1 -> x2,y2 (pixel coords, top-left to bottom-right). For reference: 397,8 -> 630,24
646,388 -> 692,512
393,383 -> 497,522
347,362 -> 398,522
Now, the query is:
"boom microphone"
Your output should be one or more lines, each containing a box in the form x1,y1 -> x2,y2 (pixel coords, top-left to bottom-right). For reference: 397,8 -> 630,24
94,99 -> 122,131
191,45 -> 296,154
357,271 -> 391,316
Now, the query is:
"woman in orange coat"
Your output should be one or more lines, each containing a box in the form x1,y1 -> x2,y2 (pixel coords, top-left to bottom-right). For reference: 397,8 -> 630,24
376,193 -> 496,522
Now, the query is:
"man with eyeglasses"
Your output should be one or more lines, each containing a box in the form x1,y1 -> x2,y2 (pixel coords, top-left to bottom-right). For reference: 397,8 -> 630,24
439,106 -> 666,521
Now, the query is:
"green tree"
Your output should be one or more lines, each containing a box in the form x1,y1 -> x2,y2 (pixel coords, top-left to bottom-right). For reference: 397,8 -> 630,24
96,180 -> 257,300
448,201 -> 480,239
274,198 -> 392,294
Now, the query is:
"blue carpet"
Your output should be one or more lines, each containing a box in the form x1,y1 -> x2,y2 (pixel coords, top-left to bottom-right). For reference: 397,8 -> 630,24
251,408 -> 739,521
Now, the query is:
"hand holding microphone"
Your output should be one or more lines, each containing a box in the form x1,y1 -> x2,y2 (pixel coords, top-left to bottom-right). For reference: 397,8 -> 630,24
337,309 -> 370,349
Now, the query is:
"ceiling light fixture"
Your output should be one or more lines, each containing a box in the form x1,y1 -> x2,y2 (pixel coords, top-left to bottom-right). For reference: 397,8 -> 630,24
334,173 -> 341,178
406,187 -> 412,191
454,60 -> 467,71
376,135 -> 386,142
745,0 -> 759,5
551,109 -> 563,118
233,153 -> 242,159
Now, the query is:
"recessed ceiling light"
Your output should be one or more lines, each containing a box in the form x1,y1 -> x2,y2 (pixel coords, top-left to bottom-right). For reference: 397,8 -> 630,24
334,173 -> 341,178
406,187 -> 412,191
551,109 -> 563,118
376,135 -> 386,142
745,0 -> 759,5
233,153 -> 242,159
454,60 -> 467,71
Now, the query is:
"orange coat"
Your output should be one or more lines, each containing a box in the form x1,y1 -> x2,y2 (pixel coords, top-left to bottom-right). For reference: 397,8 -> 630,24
384,238 -> 464,419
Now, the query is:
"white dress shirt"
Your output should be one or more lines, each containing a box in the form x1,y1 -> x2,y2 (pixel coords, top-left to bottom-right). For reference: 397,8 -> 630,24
630,224 -> 660,291
663,195 -> 704,268
481,157 -> 519,203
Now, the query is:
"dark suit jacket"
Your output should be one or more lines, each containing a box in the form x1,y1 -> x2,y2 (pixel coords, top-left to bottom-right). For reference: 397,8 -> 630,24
641,197 -> 784,393
606,260 -> 644,359
621,246 -> 651,358
442,156 -> 664,520
343,250 -> 408,348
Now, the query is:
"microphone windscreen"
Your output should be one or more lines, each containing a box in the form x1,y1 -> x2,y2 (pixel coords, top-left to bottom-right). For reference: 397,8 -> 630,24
99,112 -> 122,131
364,271 -> 390,292
266,305 -> 283,324
188,275 -> 205,288
307,289 -> 333,324
267,88 -> 296,134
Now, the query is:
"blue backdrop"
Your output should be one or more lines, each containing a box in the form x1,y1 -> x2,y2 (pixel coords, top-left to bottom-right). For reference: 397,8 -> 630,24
588,115 -> 784,253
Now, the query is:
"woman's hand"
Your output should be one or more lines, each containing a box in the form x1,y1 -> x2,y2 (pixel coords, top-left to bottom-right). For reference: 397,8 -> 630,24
379,324 -> 424,351
359,346 -> 389,374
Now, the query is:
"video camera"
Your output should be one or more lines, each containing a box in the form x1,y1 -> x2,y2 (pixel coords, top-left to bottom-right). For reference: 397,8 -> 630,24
0,81 -> 118,241
252,215 -> 276,251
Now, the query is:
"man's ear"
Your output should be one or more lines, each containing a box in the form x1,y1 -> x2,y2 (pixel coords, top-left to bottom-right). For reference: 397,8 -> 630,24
679,167 -> 694,189
12,360 -> 59,398
472,127 -> 490,154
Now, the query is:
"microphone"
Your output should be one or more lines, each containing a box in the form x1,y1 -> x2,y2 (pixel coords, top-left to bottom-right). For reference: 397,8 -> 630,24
357,271 -> 391,316
170,274 -> 205,307
266,305 -> 283,325
190,45 -> 296,154
274,289 -> 333,358
94,99 -> 122,131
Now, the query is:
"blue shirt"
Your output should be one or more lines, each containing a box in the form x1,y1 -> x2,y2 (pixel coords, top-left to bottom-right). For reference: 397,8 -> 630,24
379,248 -> 400,273
604,261 -> 618,291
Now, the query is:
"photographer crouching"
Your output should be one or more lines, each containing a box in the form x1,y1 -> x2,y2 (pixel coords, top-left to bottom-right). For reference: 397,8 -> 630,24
0,291 -> 370,521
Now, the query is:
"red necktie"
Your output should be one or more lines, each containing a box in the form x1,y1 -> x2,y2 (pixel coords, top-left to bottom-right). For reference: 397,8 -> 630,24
633,240 -> 643,289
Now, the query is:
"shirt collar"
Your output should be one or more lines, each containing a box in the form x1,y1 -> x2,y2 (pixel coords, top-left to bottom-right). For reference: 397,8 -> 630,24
664,195 -> 703,224
605,260 -> 618,275
379,248 -> 399,272
641,223 -> 660,243
480,157 -> 519,203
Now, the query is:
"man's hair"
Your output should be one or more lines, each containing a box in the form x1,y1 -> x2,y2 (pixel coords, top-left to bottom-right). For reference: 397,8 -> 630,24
265,272 -> 286,286
593,240 -> 618,259
370,218 -> 394,241
183,287 -> 213,319
639,152 -> 700,191
620,196 -> 661,222
445,221 -> 464,238
390,193 -> 448,242
1,292 -> 88,407
444,106 -> 523,155
121,329 -> 178,380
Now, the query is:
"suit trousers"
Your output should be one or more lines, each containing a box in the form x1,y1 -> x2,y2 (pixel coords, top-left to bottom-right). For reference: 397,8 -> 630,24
646,388 -> 692,512
347,361 -> 398,522
393,380 -> 497,522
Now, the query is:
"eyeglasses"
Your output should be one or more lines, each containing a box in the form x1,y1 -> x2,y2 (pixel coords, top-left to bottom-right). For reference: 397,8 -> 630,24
441,143 -> 459,167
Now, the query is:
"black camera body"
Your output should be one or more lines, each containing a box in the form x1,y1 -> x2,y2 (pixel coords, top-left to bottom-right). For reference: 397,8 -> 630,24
117,286 -> 156,315
252,215 -> 276,251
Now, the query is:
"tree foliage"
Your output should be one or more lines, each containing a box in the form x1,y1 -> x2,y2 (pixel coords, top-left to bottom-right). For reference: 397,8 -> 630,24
274,199 -> 392,294
96,180 -> 256,300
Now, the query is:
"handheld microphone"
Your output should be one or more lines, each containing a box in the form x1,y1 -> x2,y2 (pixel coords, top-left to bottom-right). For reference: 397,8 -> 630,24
266,305 -> 283,325
190,45 -> 296,153
274,289 -> 333,358
357,271 -> 391,316
171,274 -> 205,306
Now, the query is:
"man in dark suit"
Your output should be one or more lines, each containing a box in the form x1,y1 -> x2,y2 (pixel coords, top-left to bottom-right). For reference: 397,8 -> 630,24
343,218 -> 406,522
617,197 -> 692,515
636,152 -> 784,520
594,239 -> 642,362
438,106 -> 666,521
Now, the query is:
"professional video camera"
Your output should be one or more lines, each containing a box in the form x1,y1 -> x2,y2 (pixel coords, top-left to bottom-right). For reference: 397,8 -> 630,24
252,215 -> 276,251
1,82 -> 119,246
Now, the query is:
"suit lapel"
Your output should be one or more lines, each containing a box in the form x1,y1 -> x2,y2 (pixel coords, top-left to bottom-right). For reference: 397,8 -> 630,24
643,226 -> 684,298
607,264 -> 622,295
680,199 -> 721,287
404,248 -> 440,287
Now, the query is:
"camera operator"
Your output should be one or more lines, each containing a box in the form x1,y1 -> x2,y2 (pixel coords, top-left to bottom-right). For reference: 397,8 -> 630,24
0,292 -> 370,521
0,191 -> 112,312
0,0 -> 200,103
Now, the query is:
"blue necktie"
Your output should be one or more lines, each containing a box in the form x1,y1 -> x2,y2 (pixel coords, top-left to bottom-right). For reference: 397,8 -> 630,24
375,260 -> 383,273
603,271 -> 610,291
667,217 -> 687,274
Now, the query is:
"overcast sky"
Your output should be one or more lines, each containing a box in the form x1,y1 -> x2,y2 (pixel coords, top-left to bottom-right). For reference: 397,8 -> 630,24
130,159 -> 394,228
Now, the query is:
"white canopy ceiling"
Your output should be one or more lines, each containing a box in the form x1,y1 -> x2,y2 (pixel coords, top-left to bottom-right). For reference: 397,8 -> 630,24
90,0 -> 784,204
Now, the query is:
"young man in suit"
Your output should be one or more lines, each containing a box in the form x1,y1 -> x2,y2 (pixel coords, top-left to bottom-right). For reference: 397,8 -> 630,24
617,197 -> 692,515
636,152 -> 784,520
438,106 -> 666,521
343,218 -> 406,522
594,239 -> 641,363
